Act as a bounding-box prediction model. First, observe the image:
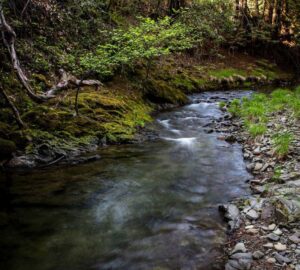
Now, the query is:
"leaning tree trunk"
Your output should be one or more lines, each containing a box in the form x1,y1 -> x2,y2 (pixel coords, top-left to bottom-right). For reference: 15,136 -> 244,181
0,3 -> 48,102
0,84 -> 25,128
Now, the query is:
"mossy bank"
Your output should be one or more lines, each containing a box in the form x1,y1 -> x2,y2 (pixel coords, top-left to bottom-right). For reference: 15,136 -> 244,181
0,52 -> 295,168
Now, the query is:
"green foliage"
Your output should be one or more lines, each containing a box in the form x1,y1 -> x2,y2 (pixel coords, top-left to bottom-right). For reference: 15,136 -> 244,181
272,132 -> 294,157
219,101 -> 226,109
247,123 -> 267,137
81,17 -> 195,78
228,99 -> 241,116
179,0 -> 234,55
208,68 -> 246,79
229,87 -> 299,153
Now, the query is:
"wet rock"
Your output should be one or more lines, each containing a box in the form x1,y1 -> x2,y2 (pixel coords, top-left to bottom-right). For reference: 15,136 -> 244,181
266,233 -> 280,241
225,135 -> 237,143
246,209 -> 259,220
6,155 -> 36,168
231,243 -> 247,254
274,243 -> 287,251
219,204 -> 241,231
274,252 -> 292,264
253,250 -> 264,260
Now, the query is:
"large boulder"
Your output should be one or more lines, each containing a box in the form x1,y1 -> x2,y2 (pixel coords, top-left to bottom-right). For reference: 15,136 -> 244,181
0,138 -> 16,159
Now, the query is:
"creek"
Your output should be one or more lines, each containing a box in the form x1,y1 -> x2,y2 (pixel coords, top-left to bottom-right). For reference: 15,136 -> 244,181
0,91 -> 252,270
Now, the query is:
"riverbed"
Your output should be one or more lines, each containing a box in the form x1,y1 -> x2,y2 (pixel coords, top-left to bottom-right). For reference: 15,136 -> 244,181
0,91 -> 252,270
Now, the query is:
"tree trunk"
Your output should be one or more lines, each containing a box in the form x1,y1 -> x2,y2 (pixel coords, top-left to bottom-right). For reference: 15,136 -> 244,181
0,85 -> 25,129
168,0 -> 185,15
268,0 -> 275,24
0,4 -> 47,102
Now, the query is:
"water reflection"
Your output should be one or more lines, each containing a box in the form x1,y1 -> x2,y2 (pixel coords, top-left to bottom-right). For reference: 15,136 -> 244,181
0,91 -> 251,270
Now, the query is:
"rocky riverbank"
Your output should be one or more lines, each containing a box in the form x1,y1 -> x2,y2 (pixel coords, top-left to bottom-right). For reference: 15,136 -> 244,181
214,91 -> 300,270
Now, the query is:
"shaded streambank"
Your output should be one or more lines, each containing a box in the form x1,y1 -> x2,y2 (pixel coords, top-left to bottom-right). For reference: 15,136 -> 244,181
0,91 -> 252,270
0,53 -> 295,168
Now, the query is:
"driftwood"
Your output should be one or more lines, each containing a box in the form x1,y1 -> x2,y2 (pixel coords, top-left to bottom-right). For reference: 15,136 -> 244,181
0,84 -> 25,128
45,69 -> 102,97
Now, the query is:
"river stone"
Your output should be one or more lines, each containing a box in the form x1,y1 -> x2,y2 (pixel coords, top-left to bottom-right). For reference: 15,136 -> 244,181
274,243 -> 287,251
263,243 -> 274,248
296,265 -> 300,270
254,163 -> 263,171
268,224 -> 277,231
219,204 -> 241,231
231,243 -> 247,254
266,257 -> 276,264
289,233 -> 300,244
274,252 -> 292,264
246,209 -> 259,220
230,252 -> 253,260
266,233 -> 280,241
273,228 -> 283,235
253,250 -> 264,259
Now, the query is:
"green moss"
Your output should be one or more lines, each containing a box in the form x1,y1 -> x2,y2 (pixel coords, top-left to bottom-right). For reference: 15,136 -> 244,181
144,79 -> 188,105
208,68 -> 247,79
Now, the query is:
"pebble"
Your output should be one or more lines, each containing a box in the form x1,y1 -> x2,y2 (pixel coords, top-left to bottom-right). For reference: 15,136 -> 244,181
254,163 -> 263,171
253,250 -> 264,259
245,225 -> 254,229
246,209 -> 259,220
274,252 -> 292,264
247,228 -> 259,234
274,243 -> 287,251
267,233 -> 280,241
273,228 -> 283,236
231,242 -> 247,254
266,257 -> 276,264
268,224 -> 276,231
263,243 -> 274,248
289,234 -> 300,244
296,265 -> 300,270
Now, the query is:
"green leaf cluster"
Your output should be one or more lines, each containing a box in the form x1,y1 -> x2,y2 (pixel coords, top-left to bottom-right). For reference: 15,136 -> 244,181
80,17 -> 195,77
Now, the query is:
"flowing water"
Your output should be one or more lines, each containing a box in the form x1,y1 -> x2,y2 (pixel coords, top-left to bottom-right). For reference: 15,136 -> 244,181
0,91 -> 252,270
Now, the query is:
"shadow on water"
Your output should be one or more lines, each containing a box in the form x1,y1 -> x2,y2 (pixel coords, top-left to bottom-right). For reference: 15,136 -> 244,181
0,91 -> 252,270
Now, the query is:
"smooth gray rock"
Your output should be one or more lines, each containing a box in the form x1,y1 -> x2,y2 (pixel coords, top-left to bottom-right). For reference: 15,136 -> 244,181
231,243 -> 247,254
266,233 -> 280,241
230,252 -> 253,260
274,252 -> 292,264
253,250 -> 264,259
246,209 -> 259,220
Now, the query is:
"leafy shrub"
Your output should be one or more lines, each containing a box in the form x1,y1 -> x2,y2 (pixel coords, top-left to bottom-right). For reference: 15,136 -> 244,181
80,17 -> 195,78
